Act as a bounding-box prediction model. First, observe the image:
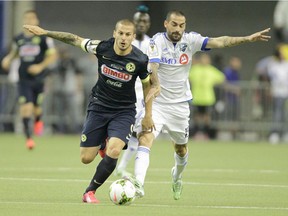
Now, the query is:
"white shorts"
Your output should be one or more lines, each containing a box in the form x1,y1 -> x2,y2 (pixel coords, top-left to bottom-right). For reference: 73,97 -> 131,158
136,101 -> 190,144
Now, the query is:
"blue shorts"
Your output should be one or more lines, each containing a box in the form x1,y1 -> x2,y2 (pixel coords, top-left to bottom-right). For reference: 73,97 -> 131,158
80,103 -> 136,148
18,81 -> 44,105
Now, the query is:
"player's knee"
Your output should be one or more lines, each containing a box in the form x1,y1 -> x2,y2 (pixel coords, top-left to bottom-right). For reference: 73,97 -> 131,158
80,154 -> 94,164
174,144 -> 187,157
138,133 -> 153,148
107,146 -> 121,158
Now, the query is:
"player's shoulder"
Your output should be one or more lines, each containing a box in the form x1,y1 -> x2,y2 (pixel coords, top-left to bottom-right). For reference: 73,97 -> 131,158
96,37 -> 113,50
132,46 -> 148,61
151,32 -> 165,40
14,33 -> 25,41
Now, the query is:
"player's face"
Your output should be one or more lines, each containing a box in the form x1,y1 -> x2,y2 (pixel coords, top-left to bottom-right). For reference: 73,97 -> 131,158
113,24 -> 135,52
134,14 -> 150,35
164,14 -> 186,43
23,12 -> 39,26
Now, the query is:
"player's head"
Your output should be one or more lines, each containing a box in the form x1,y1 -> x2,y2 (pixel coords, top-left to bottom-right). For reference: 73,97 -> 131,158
23,10 -> 39,26
164,10 -> 186,43
133,5 -> 151,36
113,19 -> 136,52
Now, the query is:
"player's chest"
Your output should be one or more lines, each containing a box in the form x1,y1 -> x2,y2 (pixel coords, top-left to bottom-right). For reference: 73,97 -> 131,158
98,56 -> 138,83
17,37 -> 42,57
161,42 -> 192,65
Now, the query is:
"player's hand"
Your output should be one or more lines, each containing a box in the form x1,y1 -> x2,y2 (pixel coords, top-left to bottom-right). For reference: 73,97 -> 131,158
23,25 -> 48,36
145,85 -> 161,102
248,28 -> 271,42
140,115 -> 156,136
27,64 -> 44,75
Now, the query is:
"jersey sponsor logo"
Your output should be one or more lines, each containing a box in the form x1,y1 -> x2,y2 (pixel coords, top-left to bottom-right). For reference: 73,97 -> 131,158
126,62 -> 135,73
111,64 -> 123,70
102,65 -> 132,81
179,54 -> 189,65
19,45 -> 40,57
106,79 -> 123,87
161,57 -> 177,65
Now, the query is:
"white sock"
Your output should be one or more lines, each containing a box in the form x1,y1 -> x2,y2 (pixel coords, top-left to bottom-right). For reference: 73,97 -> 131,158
173,151 -> 188,181
134,146 -> 150,186
117,136 -> 138,170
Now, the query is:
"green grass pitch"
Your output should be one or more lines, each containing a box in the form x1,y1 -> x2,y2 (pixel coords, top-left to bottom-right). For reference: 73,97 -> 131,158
0,133 -> 287,216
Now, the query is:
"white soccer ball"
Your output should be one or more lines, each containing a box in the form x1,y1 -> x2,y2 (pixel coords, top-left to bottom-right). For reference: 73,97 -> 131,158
109,179 -> 136,206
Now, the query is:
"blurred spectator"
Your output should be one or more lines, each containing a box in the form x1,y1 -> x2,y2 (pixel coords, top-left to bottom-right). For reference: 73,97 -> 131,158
253,55 -> 274,120
267,45 -> 288,144
49,46 -> 82,133
189,53 -> 225,139
223,56 -> 242,121
77,54 -> 98,115
274,0 -> 288,43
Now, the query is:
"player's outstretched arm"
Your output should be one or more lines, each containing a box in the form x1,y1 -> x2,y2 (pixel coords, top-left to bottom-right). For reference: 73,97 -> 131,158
206,28 -> 271,49
23,25 -> 84,48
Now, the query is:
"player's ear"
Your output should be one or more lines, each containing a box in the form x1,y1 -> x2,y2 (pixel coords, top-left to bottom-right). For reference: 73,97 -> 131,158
164,20 -> 168,28
113,30 -> 116,38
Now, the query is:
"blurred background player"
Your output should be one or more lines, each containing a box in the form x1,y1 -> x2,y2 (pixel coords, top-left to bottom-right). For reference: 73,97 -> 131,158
1,10 -> 57,149
189,53 -> 225,139
115,5 -> 151,177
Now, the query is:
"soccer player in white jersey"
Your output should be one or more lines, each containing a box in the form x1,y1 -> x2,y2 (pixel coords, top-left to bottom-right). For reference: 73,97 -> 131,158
129,10 -> 270,200
115,7 -> 151,177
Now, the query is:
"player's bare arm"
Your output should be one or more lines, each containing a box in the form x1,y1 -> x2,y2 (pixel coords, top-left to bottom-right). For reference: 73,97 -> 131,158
28,49 -> 57,75
141,77 -> 156,133
145,62 -> 161,103
23,25 -> 85,48
1,48 -> 18,71
206,28 -> 271,49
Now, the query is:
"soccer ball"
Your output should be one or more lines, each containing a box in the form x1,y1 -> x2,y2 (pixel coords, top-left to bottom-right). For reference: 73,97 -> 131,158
109,179 -> 136,206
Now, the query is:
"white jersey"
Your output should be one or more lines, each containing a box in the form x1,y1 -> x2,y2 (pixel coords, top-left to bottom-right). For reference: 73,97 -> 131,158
147,32 -> 209,103
132,34 -> 150,111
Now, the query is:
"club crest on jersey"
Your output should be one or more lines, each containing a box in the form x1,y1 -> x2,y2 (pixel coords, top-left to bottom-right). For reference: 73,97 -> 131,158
101,65 -> 132,82
179,54 -> 189,65
148,40 -> 158,57
126,62 -> 135,73
179,43 -> 188,52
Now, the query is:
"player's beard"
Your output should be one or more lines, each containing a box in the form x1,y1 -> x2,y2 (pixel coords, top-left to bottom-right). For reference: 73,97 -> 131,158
168,32 -> 182,42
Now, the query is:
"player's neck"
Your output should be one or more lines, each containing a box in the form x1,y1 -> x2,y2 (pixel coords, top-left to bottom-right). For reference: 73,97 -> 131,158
136,33 -> 145,41
23,30 -> 34,37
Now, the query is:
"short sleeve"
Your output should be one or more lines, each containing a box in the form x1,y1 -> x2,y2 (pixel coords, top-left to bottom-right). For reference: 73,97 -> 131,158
147,38 -> 161,63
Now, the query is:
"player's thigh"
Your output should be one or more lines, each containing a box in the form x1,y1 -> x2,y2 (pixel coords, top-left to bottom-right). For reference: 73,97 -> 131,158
106,137 -> 126,159
32,82 -> 45,107
80,110 -> 108,148
166,102 -> 190,144
107,108 -> 136,147
135,103 -> 164,139
18,82 -> 33,105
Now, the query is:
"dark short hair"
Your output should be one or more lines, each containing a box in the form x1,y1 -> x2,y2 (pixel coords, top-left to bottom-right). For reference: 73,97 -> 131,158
166,10 -> 185,21
115,19 -> 136,33
24,10 -> 38,15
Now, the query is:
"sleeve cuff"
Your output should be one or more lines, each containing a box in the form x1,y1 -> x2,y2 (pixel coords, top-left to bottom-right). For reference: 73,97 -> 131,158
81,39 -> 90,52
149,58 -> 161,63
